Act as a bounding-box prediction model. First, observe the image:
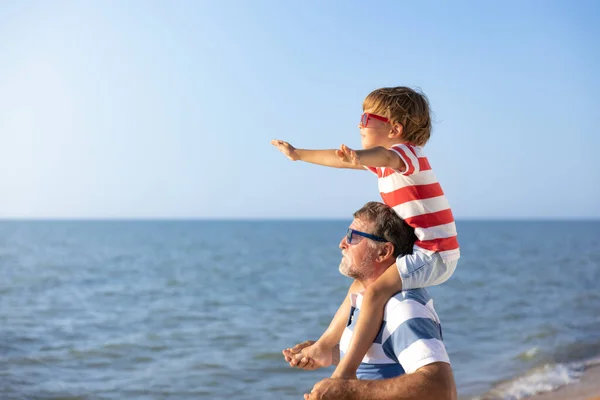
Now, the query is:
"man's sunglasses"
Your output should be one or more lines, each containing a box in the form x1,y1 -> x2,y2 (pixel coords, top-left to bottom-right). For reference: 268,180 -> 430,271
360,113 -> 389,128
346,228 -> 388,245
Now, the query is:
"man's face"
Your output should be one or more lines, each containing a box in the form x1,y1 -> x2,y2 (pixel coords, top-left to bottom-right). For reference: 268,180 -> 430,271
338,217 -> 378,280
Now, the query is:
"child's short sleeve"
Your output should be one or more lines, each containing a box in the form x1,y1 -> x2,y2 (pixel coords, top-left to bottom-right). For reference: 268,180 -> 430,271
389,144 -> 420,176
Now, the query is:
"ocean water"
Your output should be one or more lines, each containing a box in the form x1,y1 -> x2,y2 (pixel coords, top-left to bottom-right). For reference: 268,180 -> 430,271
1,220 -> 599,400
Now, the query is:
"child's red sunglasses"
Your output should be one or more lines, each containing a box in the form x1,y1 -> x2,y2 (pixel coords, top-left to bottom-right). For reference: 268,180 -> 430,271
360,113 -> 389,128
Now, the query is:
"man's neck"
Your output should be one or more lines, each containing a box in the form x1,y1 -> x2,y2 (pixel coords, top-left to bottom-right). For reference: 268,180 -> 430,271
354,264 -> 395,292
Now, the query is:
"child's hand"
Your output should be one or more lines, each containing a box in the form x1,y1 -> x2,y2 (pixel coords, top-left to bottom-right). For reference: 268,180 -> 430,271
271,139 -> 300,161
336,144 -> 362,167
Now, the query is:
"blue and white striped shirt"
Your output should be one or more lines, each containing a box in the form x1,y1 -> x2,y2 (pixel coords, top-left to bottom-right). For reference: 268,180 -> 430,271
339,288 -> 450,380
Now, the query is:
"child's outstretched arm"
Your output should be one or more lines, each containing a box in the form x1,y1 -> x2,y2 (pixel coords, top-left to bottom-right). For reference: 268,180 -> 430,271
339,144 -> 407,171
271,140 -> 366,169
331,264 -> 403,379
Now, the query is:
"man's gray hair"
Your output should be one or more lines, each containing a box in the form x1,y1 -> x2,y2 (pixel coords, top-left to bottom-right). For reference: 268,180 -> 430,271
353,202 -> 417,258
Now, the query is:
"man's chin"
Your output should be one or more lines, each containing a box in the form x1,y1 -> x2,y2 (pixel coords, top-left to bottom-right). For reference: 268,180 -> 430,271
339,258 -> 354,278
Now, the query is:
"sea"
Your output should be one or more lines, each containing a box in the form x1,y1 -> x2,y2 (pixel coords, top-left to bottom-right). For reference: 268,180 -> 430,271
1,220 -> 599,400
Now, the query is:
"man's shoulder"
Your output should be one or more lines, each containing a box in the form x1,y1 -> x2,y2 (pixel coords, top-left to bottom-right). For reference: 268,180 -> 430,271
383,288 -> 437,322
386,288 -> 432,308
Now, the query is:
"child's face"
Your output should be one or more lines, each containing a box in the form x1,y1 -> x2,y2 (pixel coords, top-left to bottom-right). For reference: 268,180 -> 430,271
359,109 -> 392,149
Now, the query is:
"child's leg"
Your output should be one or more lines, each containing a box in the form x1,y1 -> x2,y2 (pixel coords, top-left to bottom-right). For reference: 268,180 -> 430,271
397,251 -> 458,290
331,264 -> 402,378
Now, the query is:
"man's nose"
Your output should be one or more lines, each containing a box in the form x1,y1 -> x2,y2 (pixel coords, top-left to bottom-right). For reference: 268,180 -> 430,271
339,237 -> 348,249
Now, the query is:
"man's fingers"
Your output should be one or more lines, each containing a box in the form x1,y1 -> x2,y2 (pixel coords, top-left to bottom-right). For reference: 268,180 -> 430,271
297,357 -> 310,368
305,390 -> 317,400
291,341 -> 307,351
282,348 -> 294,362
291,340 -> 314,352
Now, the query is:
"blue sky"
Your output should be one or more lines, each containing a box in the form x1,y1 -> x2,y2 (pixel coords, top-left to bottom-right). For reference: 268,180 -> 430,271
1,0 -> 598,219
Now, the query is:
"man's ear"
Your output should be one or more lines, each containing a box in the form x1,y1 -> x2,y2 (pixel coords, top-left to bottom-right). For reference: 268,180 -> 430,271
377,242 -> 395,262
388,123 -> 404,140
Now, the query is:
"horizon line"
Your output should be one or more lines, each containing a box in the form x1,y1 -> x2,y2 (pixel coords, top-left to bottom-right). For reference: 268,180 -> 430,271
1,217 -> 599,222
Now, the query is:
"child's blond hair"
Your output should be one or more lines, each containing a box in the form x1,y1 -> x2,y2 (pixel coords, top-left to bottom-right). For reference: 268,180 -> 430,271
363,87 -> 432,146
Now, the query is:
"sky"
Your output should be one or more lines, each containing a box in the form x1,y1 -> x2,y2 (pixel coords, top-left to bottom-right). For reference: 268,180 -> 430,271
0,0 -> 599,219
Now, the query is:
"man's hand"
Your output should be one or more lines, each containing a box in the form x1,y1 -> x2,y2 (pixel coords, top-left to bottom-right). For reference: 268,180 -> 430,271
282,340 -> 337,371
335,144 -> 362,167
271,139 -> 301,161
282,341 -> 320,370
304,378 -> 356,400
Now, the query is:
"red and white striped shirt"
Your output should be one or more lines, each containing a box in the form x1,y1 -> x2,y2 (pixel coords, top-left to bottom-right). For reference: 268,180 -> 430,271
366,144 -> 460,262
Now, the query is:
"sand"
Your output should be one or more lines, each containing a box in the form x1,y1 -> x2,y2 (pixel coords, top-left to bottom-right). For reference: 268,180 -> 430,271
523,363 -> 600,400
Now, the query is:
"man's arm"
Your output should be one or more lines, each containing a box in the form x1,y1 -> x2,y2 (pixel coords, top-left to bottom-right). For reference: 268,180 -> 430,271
306,362 -> 456,400
271,140 -> 365,169
282,280 -> 363,369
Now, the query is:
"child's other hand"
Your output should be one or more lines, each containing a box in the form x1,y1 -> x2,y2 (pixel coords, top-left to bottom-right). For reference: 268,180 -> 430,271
271,139 -> 300,161
336,144 -> 361,167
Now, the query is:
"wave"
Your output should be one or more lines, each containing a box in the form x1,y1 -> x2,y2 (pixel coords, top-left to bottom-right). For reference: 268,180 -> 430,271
474,357 -> 600,400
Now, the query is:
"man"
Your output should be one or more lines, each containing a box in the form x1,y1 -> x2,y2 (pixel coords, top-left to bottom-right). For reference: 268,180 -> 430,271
282,202 -> 457,400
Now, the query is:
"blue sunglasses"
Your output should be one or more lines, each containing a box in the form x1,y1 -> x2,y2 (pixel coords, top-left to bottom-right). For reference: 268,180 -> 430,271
346,228 -> 388,245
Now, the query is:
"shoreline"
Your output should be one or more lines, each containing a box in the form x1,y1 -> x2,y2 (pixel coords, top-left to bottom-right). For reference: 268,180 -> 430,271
522,362 -> 600,400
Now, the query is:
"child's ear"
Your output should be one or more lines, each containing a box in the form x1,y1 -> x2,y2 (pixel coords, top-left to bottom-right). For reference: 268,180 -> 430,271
388,123 -> 404,139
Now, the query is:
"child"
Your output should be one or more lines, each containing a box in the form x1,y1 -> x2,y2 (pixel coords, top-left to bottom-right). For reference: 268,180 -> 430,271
272,86 -> 460,379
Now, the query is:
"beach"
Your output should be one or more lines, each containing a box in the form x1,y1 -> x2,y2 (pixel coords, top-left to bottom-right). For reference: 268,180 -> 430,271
523,363 -> 600,400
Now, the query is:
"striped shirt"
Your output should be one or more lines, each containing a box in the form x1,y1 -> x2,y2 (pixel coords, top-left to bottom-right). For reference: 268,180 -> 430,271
339,288 -> 450,380
366,143 -> 460,262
